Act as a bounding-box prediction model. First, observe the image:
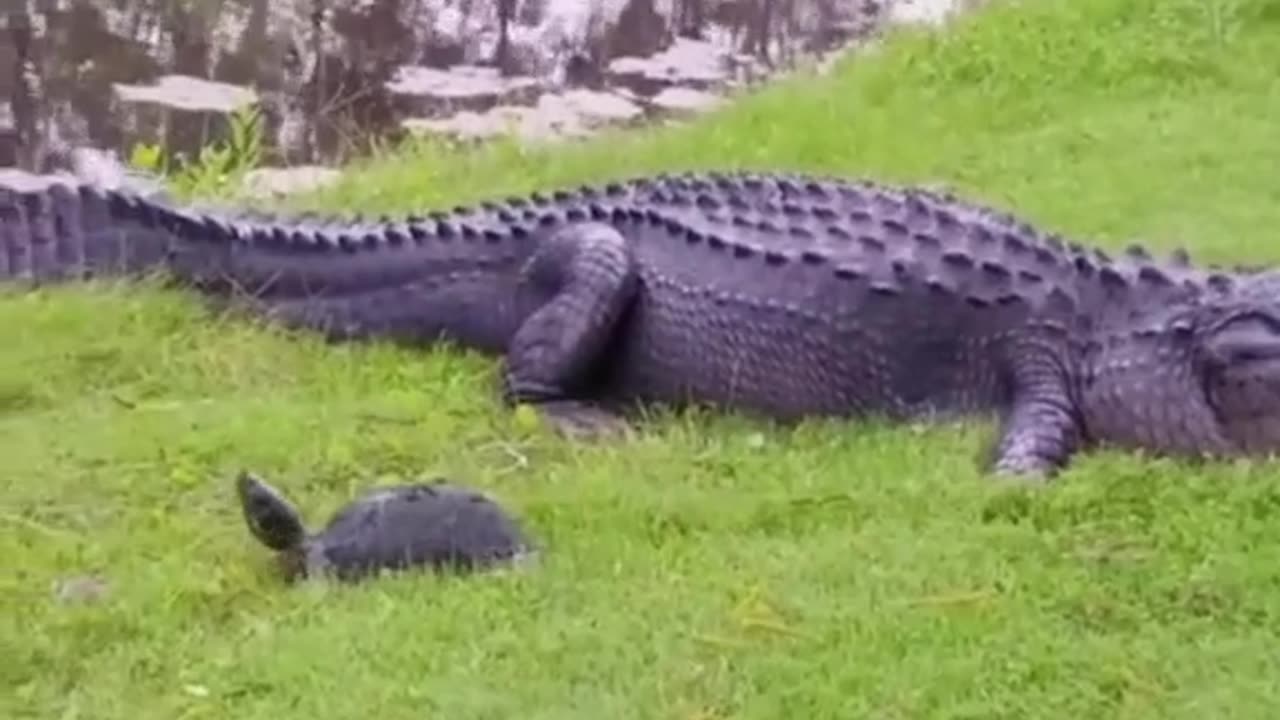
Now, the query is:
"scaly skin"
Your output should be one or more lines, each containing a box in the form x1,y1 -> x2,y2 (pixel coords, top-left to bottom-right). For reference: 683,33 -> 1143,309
4,167 -> 1278,478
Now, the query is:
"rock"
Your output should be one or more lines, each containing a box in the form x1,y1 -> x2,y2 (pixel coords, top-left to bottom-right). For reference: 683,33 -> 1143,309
0,146 -> 169,199
402,88 -> 644,145
52,574 -> 111,605
650,86 -> 724,114
551,89 -> 645,124
404,103 -> 583,144
3,0 -> 986,172
607,37 -> 731,95
386,64 -> 543,116
240,166 -> 343,198
112,75 -> 258,114
886,0 -> 974,27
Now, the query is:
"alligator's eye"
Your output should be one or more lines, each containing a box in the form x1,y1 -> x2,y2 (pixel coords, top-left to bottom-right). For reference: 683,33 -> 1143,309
1205,312 -> 1280,366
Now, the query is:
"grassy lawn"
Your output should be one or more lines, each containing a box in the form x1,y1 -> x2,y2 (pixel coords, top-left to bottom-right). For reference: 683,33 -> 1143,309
8,0 -> 1280,716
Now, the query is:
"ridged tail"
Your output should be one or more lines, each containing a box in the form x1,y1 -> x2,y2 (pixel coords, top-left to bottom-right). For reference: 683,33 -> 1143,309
0,164 -> 532,348
0,169 -> 178,286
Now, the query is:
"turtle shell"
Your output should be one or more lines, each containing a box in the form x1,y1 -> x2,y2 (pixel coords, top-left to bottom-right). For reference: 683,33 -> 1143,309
296,481 -> 535,582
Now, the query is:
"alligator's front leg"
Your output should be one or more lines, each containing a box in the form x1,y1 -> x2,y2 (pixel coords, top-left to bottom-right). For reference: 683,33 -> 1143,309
990,332 -> 1085,479
502,221 -> 639,439
992,393 -> 1082,479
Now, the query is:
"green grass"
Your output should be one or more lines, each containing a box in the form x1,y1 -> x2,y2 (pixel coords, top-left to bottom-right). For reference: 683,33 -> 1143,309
7,0 -> 1280,716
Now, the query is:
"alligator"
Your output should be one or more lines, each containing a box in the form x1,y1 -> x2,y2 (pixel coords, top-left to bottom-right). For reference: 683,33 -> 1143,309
3,165 -> 1279,479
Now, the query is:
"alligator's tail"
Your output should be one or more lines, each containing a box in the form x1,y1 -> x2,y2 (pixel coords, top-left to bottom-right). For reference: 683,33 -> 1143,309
0,161 -> 535,349
0,169 -> 180,286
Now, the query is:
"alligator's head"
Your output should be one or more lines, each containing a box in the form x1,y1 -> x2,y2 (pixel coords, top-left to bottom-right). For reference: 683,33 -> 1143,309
1196,273 -> 1280,454
1080,271 -> 1280,461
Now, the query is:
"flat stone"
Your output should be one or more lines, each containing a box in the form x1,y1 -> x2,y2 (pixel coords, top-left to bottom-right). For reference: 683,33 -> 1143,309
649,87 -> 723,114
887,0 -> 972,26
240,166 -> 343,198
545,89 -> 643,124
402,85 -> 647,145
0,146 -> 167,198
113,74 -> 257,113
0,168 -> 78,191
607,37 -> 730,93
386,64 -> 541,105
52,574 -> 111,605
404,110 -> 510,142
404,103 -> 589,144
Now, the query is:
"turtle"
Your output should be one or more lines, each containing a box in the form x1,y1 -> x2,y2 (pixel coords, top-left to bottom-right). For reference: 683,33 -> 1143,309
235,471 -> 536,583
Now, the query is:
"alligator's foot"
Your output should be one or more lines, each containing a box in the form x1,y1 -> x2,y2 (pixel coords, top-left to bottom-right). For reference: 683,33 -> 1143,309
531,400 -> 633,441
990,417 -> 1074,483
990,455 -> 1055,483
988,335 -> 1085,482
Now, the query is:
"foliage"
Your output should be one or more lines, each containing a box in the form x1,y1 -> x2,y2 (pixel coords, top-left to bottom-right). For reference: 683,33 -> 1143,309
127,103 -> 264,198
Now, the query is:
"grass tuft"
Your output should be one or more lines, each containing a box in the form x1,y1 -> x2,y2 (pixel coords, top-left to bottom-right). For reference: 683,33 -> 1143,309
7,0 -> 1280,717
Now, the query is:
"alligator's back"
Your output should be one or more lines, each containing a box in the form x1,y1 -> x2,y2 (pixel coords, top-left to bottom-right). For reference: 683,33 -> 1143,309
572,173 -> 1230,420
0,165 -> 1239,425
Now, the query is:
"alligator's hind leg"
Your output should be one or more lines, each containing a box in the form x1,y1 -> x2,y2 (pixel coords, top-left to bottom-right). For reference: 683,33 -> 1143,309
502,221 -> 639,439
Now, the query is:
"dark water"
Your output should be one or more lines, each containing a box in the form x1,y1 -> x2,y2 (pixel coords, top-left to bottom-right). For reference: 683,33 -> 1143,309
1,0 -> 892,180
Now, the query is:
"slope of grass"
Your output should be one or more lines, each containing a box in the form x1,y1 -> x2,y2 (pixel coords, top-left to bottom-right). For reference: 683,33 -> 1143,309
6,0 -> 1280,717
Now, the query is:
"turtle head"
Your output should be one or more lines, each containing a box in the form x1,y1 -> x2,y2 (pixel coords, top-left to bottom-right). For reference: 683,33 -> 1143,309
236,471 -> 308,551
